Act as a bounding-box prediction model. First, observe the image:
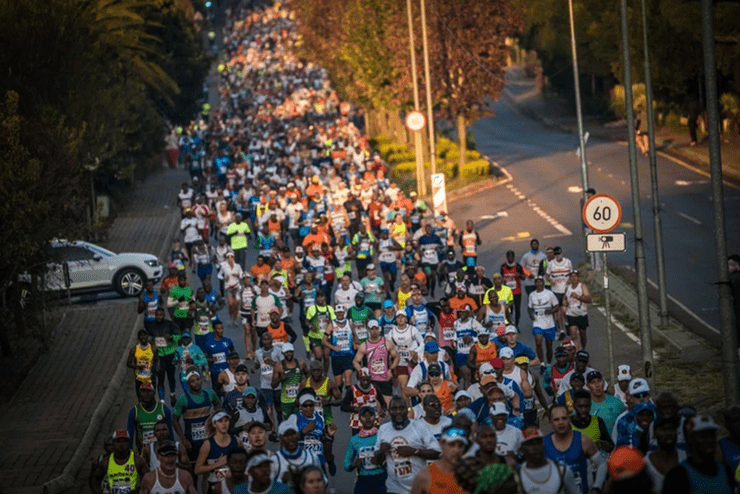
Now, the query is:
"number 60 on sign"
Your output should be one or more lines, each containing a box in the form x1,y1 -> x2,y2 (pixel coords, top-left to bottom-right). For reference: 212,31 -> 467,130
582,193 -> 622,233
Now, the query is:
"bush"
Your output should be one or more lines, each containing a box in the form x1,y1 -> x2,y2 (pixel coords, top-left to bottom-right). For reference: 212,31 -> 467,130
394,161 -> 417,174
387,149 -> 416,165
664,111 -> 683,133
459,159 -> 491,179
436,137 -> 457,159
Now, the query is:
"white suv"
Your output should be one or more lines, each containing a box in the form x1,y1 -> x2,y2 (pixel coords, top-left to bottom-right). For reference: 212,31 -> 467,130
45,240 -> 163,297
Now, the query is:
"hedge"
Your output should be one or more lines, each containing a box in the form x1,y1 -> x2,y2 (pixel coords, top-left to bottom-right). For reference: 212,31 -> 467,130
459,159 -> 491,178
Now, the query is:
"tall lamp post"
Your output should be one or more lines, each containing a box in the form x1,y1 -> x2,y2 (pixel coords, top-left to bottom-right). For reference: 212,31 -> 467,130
639,0 -> 669,328
420,0 -> 436,179
566,0 -> 591,264
620,0 -> 654,388
701,0 -> 740,406
407,0 -> 425,196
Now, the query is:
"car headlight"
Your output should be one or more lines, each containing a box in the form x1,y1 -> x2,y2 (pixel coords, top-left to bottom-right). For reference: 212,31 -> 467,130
145,260 -> 160,267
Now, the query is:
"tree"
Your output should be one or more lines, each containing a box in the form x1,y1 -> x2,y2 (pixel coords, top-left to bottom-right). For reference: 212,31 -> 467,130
425,0 -> 524,165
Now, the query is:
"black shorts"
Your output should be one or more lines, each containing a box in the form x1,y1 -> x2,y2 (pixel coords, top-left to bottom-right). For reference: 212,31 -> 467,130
567,315 -> 589,330
374,379 -> 393,396
554,292 -> 564,306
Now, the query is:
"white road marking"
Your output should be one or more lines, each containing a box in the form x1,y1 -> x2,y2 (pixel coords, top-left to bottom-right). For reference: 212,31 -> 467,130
568,186 -> 583,193
480,212 -> 509,219
675,179 -> 709,186
677,212 -> 701,225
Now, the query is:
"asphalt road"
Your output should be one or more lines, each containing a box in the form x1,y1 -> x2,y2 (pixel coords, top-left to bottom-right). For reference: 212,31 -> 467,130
467,99 -> 740,334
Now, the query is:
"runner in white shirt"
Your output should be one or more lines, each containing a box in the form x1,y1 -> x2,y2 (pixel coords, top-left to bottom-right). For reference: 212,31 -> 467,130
333,274 -> 359,307
527,277 -> 560,371
544,246 -> 572,340
374,397 -> 441,494
490,402 -> 522,457
221,252 -> 244,327
520,239 -> 547,296
389,311 -> 424,405
562,271 -> 592,350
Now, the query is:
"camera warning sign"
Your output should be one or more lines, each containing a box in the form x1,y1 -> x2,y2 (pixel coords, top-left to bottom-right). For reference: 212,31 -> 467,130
586,233 -> 627,252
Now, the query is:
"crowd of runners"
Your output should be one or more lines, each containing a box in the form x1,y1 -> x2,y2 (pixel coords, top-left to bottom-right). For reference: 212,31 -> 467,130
90,1 -> 740,494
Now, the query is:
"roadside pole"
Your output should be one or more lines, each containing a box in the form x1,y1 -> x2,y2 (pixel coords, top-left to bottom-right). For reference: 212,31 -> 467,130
420,0 -> 437,179
701,0 -> 740,406
603,253 -> 614,379
639,0 -> 669,327
619,0 -> 654,388
566,0 -> 591,265
583,194 -> 624,382
406,0 -> 425,196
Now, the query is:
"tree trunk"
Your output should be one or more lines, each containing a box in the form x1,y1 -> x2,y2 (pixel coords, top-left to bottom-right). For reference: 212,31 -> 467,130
457,113 -> 467,167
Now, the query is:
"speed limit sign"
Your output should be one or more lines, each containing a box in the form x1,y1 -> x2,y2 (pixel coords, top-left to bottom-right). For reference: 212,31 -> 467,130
405,111 -> 426,132
582,193 -> 622,233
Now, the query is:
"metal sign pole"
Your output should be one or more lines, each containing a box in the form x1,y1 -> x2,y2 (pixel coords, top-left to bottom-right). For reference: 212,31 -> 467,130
603,252 -> 614,380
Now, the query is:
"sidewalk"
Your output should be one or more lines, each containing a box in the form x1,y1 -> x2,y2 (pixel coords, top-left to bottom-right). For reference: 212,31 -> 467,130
502,66 -> 740,185
0,165 -> 188,494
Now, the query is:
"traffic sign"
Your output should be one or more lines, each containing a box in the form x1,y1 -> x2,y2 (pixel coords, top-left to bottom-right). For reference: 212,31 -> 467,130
582,193 -> 622,233
405,111 -> 426,132
431,173 -> 447,217
587,233 -> 627,252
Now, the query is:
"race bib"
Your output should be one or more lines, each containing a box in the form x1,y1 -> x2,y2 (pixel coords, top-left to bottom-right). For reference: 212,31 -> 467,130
359,446 -> 377,470
399,349 -> 410,361
142,430 -> 155,445
337,334 -> 351,352
318,314 -> 329,332
137,361 -> 151,380
303,436 -> 322,453
214,353 -> 226,364
214,466 -> 230,480
465,244 -> 476,253
506,279 -> 517,289
379,251 -> 395,263
178,300 -> 190,311
286,384 -> 299,399
257,312 -> 270,327
111,482 -> 132,494
355,324 -> 368,342
147,306 -> 157,318
534,309 -> 545,318
154,337 -> 167,348
392,456 -> 412,478
191,422 -> 206,441
443,328 -> 455,341
371,358 -> 385,376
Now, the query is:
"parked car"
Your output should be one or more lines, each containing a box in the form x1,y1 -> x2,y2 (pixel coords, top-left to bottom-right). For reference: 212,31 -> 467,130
43,240 -> 163,297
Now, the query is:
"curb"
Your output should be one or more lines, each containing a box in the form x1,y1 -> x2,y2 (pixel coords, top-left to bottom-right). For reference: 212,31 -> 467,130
41,181 -> 181,494
419,159 -> 512,207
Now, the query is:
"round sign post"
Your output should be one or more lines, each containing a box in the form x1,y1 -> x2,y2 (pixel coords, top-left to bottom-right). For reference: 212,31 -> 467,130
582,192 -> 622,386
405,111 -> 426,132
582,193 -> 622,233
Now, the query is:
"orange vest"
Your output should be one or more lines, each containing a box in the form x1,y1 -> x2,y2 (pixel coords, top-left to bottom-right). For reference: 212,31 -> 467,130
475,342 -> 498,366
268,321 -> 289,343
435,380 -> 454,413
428,462 -> 467,494
461,230 -> 478,257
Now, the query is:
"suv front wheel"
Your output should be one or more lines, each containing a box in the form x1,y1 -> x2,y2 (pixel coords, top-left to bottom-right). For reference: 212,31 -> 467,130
115,268 -> 146,297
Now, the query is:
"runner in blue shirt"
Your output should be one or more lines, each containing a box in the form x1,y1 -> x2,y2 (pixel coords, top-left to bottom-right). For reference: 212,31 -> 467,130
204,320 -> 235,395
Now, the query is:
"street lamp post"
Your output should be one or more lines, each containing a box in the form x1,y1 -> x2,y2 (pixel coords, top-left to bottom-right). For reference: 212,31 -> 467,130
639,0 -> 669,328
566,0 -> 591,264
620,0 -> 654,388
701,0 -> 740,406
407,0 -> 425,196
420,0 -> 436,179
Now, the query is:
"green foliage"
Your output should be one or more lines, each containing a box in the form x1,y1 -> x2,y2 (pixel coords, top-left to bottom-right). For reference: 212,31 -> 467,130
721,93 -> 740,115
0,0 -> 207,346
459,159 -> 491,178
664,111 -> 683,133
394,161 -> 418,174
